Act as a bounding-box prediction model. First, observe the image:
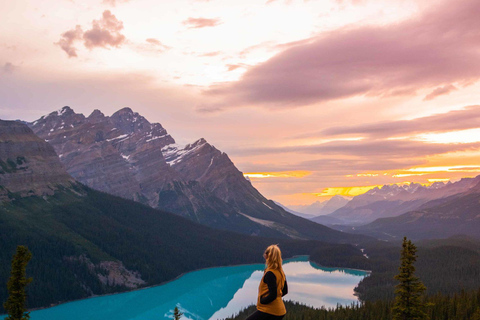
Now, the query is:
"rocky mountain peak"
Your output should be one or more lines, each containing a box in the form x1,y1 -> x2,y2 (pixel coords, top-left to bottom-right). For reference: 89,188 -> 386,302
186,138 -> 208,150
52,106 -> 75,117
87,109 -> 106,123
0,120 -> 74,200
110,107 -> 153,134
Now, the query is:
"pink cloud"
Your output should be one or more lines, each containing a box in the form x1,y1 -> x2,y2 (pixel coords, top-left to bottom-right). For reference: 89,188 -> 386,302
202,0 -> 480,110
145,38 -> 170,51
423,84 -> 457,101
305,105 -> 480,139
198,51 -> 222,57
56,25 -> 83,57
227,64 -> 241,71
182,17 -> 222,29
83,10 -> 125,49
56,11 -> 126,57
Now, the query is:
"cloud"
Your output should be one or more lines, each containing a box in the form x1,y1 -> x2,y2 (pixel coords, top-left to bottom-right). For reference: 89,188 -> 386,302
198,51 -> 222,57
314,105 -> 480,139
2,62 -> 16,74
83,10 -> 125,49
239,157 -> 427,175
182,17 -> 222,29
140,38 -> 171,52
56,25 -> 83,57
202,0 -> 480,110
227,64 -> 242,71
423,84 -> 457,101
56,11 -> 126,57
230,139 -> 480,160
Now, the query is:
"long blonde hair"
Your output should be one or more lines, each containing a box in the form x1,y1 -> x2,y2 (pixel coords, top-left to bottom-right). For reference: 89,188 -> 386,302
264,244 -> 284,272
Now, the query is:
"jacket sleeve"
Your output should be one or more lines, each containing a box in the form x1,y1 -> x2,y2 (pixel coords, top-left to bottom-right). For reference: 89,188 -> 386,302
282,279 -> 288,297
260,271 -> 277,304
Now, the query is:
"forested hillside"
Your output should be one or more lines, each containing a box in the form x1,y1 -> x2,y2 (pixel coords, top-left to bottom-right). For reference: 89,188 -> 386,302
0,184 -> 369,312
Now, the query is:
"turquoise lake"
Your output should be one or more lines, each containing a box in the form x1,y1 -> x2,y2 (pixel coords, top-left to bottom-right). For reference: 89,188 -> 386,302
1,256 -> 368,320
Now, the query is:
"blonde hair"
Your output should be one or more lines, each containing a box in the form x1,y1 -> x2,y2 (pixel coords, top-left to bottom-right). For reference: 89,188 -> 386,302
264,244 -> 283,271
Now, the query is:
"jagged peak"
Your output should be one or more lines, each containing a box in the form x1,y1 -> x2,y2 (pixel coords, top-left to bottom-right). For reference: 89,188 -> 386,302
112,107 -> 134,116
192,137 -> 207,146
49,106 -> 75,117
88,109 -> 105,119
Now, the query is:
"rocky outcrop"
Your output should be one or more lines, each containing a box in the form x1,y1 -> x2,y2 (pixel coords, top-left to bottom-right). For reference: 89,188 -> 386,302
0,120 -> 74,200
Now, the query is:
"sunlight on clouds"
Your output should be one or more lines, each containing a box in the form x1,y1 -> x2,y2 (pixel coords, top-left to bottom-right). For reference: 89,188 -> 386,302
413,128 -> 480,144
244,171 -> 311,179
407,165 -> 480,173
428,178 -> 450,183
392,173 -> 427,178
314,185 -> 383,197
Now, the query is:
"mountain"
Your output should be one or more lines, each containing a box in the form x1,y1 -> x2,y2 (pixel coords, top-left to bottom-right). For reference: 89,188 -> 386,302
318,179 -> 480,226
273,201 -> 316,219
28,106 -> 368,242
0,120 -> 370,312
289,195 -> 351,217
355,181 -> 480,240
0,120 -> 74,199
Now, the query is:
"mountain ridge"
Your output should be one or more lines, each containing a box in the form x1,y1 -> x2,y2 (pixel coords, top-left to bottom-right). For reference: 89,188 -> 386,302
315,178 -> 480,226
28,106 -> 368,243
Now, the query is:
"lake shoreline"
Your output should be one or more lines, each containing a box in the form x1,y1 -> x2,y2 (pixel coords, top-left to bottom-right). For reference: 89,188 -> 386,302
1,255 -> 370,317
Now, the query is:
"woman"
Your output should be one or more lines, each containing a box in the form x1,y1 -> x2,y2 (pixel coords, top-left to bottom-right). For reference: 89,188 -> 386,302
247,244 -> 288,320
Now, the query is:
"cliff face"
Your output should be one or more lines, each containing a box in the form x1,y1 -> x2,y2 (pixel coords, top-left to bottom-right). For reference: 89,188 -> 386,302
0,120 -> 74,199
28,106 -> 368,243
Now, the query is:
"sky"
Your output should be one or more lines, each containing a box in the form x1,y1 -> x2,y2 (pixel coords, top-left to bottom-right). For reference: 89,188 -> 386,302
1,0 -> 480,206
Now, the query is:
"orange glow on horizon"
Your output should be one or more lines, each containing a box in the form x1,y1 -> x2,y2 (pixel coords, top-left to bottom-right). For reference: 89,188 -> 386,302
314,185 -> 383,197
244,171 -> 311,179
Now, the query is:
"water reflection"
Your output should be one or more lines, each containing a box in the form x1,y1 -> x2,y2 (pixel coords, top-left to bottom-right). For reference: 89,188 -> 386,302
0,256 -> 368,320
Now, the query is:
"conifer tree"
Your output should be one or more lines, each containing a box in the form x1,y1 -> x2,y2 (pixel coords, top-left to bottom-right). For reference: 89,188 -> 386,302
393,237 -> 427,320
3,246 -> 33,320
173,306 -> 183,320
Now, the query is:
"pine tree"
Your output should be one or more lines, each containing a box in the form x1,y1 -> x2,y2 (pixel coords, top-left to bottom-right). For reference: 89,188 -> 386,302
393,237 -> 427,320
3,246 -> 33,320
173,306 -> 183,320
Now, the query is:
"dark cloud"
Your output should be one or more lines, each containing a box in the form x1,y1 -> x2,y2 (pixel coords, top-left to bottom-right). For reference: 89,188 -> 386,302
202,0 -> 480,110
314,105 -> 480,139
56,11 -> 126,57
423,84 -> 457,101
2,62 -> 16,74
182,17 -> 222,29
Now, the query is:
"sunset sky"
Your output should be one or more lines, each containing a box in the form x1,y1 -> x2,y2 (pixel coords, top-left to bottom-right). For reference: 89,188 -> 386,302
1,0 -> 480,205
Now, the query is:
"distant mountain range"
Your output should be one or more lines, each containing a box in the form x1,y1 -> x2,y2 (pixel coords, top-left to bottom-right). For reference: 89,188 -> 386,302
313,178 -> 480,227
288,195 -> 351,217
0,119 -> 369,312
27,106 -> 367,242
355,181 -> 480,240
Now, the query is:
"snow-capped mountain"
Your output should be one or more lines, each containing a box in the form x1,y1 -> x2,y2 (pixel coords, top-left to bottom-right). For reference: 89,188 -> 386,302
315,178 -> 480,226
28,106 -> 367,243
356,181 -> 480,240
